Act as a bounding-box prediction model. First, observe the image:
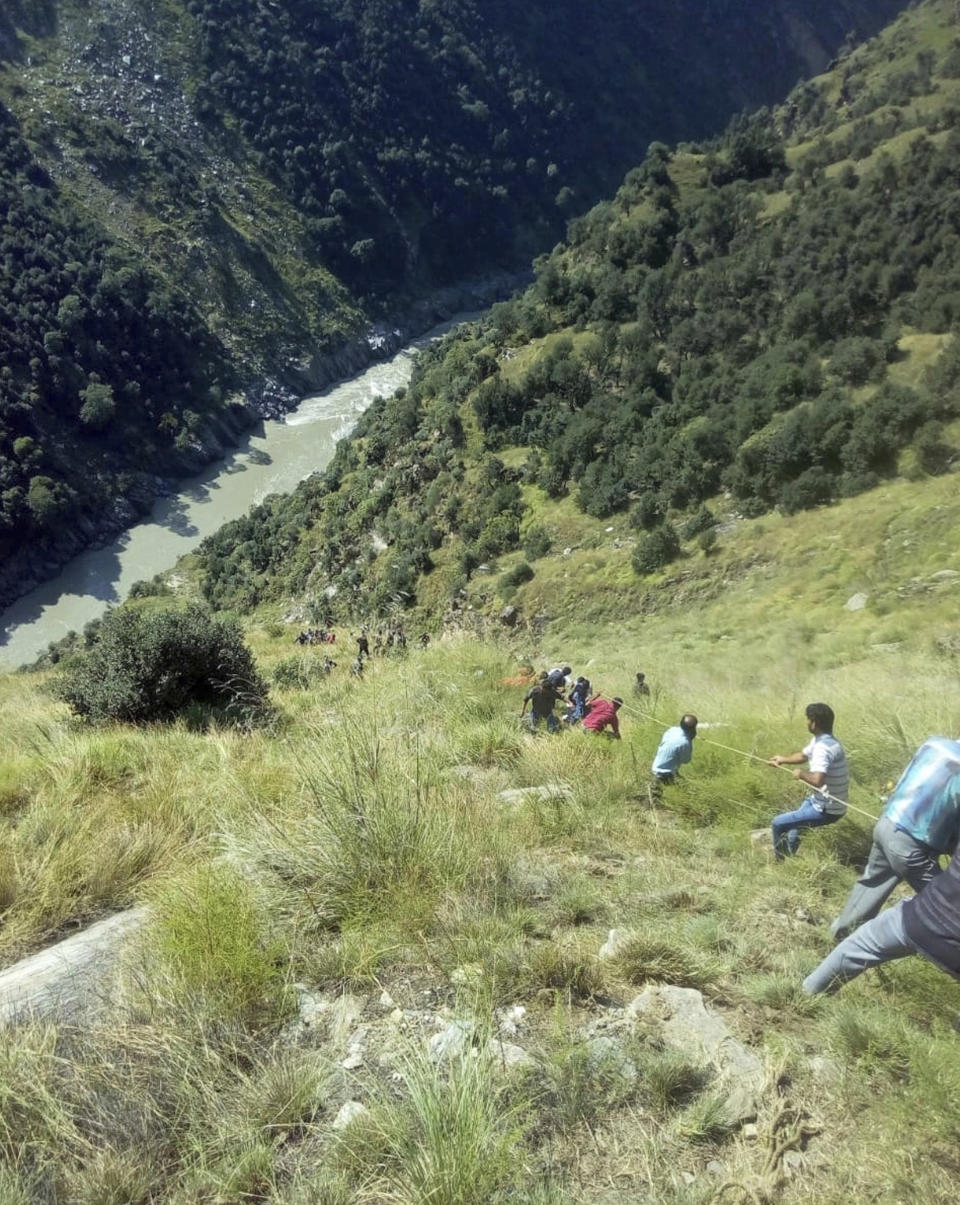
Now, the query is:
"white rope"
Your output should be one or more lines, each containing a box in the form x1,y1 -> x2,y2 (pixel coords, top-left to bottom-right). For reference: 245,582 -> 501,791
616,697 -> 880,824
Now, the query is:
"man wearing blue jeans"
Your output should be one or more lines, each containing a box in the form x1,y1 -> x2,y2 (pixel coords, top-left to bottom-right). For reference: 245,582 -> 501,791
767,702 -> 848,859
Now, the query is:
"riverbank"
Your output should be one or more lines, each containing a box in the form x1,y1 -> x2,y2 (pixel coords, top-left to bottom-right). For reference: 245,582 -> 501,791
0,272 -> 525,615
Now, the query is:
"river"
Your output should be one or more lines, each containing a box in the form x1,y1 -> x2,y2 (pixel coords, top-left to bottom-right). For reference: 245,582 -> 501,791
0,317 -> 471,668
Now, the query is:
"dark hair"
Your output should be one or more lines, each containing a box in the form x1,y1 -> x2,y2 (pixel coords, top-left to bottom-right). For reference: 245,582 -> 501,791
612,697 -> 623,707
680,713 -> 698,735
805,702 -> 835,733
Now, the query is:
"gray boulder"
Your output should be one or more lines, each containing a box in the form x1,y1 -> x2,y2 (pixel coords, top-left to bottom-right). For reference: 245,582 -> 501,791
627,985 -> 763,1126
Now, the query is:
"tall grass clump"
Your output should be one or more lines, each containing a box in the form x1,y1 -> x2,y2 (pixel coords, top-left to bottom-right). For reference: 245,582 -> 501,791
335,1045 -> 529,1204
148,863 -> 286,1023
227,724 -> 504,936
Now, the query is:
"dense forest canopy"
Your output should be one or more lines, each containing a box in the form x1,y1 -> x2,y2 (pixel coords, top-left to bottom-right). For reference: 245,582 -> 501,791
197,1 -> 960,619
0,0 -> 905,599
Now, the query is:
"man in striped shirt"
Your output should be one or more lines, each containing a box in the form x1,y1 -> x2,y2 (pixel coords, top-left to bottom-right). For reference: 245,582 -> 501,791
767,702 -> 848,859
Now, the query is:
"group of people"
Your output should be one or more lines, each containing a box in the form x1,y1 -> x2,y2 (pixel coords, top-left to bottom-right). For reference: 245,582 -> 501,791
295,627 -> 336,646
354,623 -> 422,662
519,665 -> 627,738
651,699 -> 960,998
518,675 -> 960,1000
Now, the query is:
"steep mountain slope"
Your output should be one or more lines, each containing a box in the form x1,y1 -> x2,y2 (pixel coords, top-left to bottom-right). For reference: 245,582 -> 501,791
0,0 -> 907,601
4,468 -> 960,1199
196,0 -> 960,626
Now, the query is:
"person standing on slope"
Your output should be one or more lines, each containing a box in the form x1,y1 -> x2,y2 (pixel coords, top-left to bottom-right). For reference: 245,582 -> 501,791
520,676 -> 564,733
830,736 -> 960,940
565,675 -> 593,724
767,702 -> 848,859
804,842 -> 960,996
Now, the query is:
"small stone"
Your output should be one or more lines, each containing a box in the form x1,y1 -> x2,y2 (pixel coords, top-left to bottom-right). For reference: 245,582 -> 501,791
844,592 -> 868,612
450,964 -> 484,987
706,1161 -> 726,1177
498,784 -> 572,805
379,990 -> 395,1010
295,987 -> 331,1027
743,1123 -> 759,1139
808,1055 -> 841,1082
341,1051 -> 364,1070
496,1004 -> 526,1036
598,929 -> 631,960
489,1038 -> 533,1069
389,1008 -> 406,1026
429,1019 -> 474,1062
332,1100 -> 369,1130
682,1171 -> 696,1185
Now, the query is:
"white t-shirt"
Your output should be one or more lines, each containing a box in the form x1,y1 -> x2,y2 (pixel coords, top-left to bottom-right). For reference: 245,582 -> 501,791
804,733 -> 848,815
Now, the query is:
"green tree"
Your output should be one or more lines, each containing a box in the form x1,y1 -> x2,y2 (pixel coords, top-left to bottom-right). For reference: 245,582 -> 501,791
55,604 -> 269,724
78,380 -> 116,429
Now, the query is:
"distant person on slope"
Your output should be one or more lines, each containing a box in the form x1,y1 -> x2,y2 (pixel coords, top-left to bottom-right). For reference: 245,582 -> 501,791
767,702 -> 848,859
520,677 -> 564,733
830,737 -> 960,941
651,714 -> 698,783
633,672 -> 650,697
582,696 -> 622,739
803,843 -> 960,996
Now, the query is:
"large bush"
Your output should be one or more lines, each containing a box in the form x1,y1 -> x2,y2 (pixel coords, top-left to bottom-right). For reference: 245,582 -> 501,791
632,523 -> 681,576
55,604 -> 268,723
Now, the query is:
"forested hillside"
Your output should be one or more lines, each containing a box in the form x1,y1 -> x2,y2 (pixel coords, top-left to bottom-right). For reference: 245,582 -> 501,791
197,0 -> 960,620
0,0 -> 905,601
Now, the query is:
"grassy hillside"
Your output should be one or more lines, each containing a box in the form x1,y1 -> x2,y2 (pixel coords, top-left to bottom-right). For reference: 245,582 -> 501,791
3,466 -> 960,1201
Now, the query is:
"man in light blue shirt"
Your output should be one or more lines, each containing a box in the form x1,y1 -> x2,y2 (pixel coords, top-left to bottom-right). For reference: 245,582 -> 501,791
830,736 -> 960,940
652,714 -> 698,783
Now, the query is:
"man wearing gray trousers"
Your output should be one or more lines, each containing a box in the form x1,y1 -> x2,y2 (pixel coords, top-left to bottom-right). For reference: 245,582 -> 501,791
830,737 -> 960,941
804,842 -> 960,995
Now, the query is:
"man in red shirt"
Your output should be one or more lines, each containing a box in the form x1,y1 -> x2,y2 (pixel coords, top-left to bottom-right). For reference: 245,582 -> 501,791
582,696 -> 623,739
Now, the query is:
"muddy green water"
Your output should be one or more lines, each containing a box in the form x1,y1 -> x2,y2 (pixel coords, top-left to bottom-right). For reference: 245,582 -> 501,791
0,319 -> 468,667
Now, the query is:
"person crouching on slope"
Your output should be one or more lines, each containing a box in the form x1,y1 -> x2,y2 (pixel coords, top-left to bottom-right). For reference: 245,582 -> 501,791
830,735 -> 960,941
767,702 -> 848,859
582,696 -> 622,739
651,714 -> 698,783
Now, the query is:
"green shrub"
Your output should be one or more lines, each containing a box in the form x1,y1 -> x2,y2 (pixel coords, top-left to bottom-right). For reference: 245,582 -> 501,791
522,524 -> 552,560
54,604 -> 268,724
631,522 -> 680,575
500,561 -> 535,591
272,655 -> 333,690
153,864 -> 284,1022
681,505 -> 716,541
